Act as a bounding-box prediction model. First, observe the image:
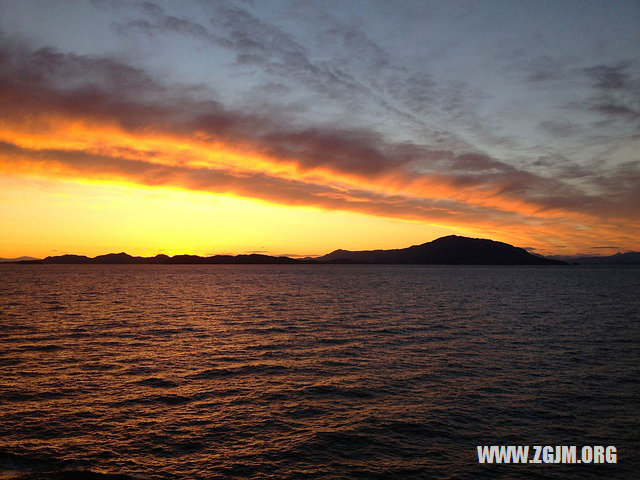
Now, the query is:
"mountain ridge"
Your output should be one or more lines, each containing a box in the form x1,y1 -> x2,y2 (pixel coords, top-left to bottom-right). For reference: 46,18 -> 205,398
316,235 -> 565,265
11,235 -> 569,265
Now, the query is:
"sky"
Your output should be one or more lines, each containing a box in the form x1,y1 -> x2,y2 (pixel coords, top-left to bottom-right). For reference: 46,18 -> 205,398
0,0 -> 639,258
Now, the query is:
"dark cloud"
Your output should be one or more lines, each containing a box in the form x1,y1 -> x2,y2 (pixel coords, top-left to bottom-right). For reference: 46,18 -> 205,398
211,4 -> 308,63
530,155 -> 595,180
516,55 -> 570,83
537,120 -> 579,139
515,54 -> 640,143
576,61 -> 640,127
584,64 -> 630,90
592,102 -> 639,119
316,21 -> 391,75
113,2 -> 228,48
450,153 -> 513,172
526,71 -> 557,82
588,161 -> 640,218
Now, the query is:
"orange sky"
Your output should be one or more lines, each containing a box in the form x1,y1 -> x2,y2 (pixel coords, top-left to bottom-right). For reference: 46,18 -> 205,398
1,110 -> 637,258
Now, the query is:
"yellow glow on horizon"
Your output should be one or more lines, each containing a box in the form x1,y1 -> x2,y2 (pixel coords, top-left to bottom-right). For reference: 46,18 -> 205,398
0,174 -> 463,258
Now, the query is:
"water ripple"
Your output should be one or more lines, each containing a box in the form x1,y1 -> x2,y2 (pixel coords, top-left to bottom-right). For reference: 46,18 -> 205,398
0,264 -> 638,479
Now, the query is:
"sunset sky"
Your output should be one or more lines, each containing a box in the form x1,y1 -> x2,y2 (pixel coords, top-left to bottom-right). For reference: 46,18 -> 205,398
1,0 -> 639,258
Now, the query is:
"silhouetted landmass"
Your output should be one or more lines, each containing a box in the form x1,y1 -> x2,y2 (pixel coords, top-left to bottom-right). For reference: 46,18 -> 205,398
0,256 -> 38,262
550,252 -> 640,265
316,235 -> 566,265
14,236 -> 568,265
37,254 -> 92,264
19,252 -> 302,265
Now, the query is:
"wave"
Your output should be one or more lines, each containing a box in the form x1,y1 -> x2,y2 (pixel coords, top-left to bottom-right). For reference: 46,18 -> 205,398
0,451 -> 138,480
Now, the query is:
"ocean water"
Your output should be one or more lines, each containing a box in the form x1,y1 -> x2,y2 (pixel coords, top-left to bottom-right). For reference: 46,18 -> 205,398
0,264 -> 638,479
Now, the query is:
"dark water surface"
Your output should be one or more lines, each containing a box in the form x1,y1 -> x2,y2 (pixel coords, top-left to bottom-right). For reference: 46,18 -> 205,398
1,265 -> 638,479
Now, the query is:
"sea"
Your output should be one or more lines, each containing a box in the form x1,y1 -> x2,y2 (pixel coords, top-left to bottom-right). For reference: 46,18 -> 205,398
0,264 -> 638,479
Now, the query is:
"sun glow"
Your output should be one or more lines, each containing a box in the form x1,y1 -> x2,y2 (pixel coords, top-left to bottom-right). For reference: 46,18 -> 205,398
0,174 -> 465,258
1,94 -> 638,258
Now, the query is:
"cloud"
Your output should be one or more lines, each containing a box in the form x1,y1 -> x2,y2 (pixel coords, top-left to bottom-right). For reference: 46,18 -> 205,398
112,1 -> 227,47
591,102 -> 639,119
0,38 -> 444,180
514,54 -> 571,84
578,61 -> 640,126
537,120 -> 579,139
584,63 -> 630,90
0,140 -> 528,227
108,1 -> 482,150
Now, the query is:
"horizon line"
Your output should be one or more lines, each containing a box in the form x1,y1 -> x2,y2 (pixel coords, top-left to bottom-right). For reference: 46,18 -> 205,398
2,234 -> 637,262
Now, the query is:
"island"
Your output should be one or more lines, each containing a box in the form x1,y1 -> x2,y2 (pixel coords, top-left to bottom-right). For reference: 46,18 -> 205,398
14,235 -> 568,265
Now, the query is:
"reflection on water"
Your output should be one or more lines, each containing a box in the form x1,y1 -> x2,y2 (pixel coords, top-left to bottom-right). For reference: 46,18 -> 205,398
0,265 -> 638,479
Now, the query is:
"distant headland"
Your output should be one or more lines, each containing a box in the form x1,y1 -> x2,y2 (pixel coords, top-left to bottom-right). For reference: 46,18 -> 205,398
6,235 -> 578,265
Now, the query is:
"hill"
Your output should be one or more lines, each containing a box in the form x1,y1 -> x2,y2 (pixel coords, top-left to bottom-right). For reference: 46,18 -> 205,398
316,235 -> 566,265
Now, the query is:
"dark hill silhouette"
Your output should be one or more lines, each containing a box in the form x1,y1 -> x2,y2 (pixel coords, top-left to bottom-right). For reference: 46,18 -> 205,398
20,252 -> 308,265
15,236 -> 567,265
93,253 -> 136,264
40,254 -> 91,264
317,235 -> 566,265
